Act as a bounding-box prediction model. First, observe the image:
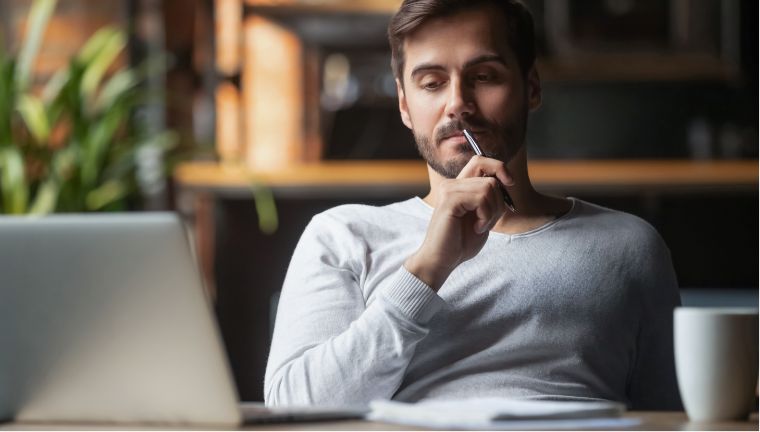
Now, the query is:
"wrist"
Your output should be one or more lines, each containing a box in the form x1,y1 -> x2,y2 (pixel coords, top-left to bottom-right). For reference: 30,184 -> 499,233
404,252 -> 453,292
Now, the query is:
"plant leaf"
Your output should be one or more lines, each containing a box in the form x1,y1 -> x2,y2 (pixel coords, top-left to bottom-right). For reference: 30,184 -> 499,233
44,60 -> 84,126
29,178 -> 59,214
77,26 -> 115,64
0,28 -> 5,61
16,0 -> 57,91
16,94 -> 50,143
0,147 -> 29,214
250,183 -> 278,234
78,28 -> 127,103
85,179 -> 126,210
0,59 -> 16,145
81,102 -> 125,189
42,68 -> 70,103
49,146 -> 79,211
51,145 -> 78,179
95,68 -> 137,112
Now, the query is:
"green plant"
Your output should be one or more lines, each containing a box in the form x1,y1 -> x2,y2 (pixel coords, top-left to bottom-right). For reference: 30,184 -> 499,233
0,0 -> 176,214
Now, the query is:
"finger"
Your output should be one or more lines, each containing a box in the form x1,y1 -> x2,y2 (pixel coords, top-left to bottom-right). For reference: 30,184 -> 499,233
448,178 -> 504,233
480,177 -> 506,231
456,155 -> 488,179
483,161 -> 513,187
457,155 -> 514,187
453,185 -> 493,228
493,165 -> 514,187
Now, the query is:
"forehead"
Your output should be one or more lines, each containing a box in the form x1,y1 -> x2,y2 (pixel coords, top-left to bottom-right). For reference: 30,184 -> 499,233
401,5 -> 513,75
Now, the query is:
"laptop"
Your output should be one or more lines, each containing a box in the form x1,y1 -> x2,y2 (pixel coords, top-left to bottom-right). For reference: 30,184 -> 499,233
0,213 -> 366,426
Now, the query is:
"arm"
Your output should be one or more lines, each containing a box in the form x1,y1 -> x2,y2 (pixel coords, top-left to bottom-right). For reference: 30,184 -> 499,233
264,213 -> 445,406
627,230 -> 683,410
266,156 -> 512,406
405,156 -> 513,289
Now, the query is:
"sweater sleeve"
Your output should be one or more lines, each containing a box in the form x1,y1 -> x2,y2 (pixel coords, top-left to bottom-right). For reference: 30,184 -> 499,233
264,213 -> 445,406
626,229 -> 683,410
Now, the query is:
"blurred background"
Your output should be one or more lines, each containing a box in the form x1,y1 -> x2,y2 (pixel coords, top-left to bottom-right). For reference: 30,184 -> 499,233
1,0 -> 757,401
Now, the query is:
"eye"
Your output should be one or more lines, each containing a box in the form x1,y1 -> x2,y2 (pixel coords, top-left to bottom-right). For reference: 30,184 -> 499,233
473,72 -> 493,82
421,80 -> 444,91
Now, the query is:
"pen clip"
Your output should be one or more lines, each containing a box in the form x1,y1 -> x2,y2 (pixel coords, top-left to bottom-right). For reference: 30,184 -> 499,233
462,129 -> 482,156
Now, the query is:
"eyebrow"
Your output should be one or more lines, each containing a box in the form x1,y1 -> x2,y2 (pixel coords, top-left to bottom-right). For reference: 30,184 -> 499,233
409,54 -> 508,80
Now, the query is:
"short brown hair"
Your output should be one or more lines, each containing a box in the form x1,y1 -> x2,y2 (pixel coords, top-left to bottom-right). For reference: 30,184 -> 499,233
388,0 -> 536,82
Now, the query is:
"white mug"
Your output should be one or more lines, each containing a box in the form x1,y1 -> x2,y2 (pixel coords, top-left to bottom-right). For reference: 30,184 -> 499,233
674,307 -> 758,421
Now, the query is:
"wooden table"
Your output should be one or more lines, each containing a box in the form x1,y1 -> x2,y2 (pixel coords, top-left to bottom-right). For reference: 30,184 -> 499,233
241,411 -> 760,430
3,411 -> 758,430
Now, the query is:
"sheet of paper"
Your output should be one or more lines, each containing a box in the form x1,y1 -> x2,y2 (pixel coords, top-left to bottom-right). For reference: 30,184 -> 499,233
368,397 -> 634,429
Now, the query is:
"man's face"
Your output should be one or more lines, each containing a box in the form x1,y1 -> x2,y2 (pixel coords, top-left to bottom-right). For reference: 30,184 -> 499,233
397,5 -> 541,178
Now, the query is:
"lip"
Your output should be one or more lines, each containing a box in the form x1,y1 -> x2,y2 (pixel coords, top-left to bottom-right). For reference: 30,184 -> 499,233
440,131 -> 488,150
441,130 -> 485,142
440,134 -> 468,146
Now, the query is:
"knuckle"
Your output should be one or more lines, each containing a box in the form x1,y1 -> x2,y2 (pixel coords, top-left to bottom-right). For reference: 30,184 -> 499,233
478,182 -> 492,197
481,178 -> 498,195
477,189 -> 492,208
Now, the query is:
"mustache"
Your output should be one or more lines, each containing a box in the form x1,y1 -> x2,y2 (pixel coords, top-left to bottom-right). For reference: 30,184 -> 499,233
435,119 -> 490,143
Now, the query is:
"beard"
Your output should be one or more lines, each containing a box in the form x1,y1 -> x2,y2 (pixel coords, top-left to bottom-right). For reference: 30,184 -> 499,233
413,103 -> 528,179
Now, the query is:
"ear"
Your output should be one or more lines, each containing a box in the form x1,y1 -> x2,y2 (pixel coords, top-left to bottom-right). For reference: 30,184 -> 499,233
396,79 -> 413,129
526,66 -> 542,112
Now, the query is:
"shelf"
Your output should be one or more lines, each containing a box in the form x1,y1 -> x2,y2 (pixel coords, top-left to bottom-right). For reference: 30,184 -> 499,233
240,2 -> 739,82
538,54 -> 740,83
244,0 -> 399,14
174,159 -> 758,197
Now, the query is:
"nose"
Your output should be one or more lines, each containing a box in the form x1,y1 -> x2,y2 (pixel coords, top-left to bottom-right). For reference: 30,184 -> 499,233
445,77 -> 475,121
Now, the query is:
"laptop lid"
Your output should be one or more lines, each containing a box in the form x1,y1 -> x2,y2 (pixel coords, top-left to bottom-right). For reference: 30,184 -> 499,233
0,213 -> 242,426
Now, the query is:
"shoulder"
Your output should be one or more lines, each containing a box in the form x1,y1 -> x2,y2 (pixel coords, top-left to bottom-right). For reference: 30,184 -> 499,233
305,198 -> 429,243
296,198 -> 428,268
568,199 -> 677,290
309,198 -> 428,234
572,199 -> 663,243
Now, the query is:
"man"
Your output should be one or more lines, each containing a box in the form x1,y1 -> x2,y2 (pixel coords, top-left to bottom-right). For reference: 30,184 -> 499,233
265,0 -> 681,409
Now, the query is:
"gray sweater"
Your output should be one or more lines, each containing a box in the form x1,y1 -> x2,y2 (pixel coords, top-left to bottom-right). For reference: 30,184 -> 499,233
265,197 -> 682,409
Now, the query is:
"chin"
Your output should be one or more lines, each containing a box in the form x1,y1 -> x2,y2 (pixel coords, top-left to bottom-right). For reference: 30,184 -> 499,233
427,155 -> 469,179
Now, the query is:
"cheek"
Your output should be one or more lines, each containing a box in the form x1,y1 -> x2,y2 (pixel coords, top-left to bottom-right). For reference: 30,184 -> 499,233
407,95 -> 442,131
478,86 -> 521,123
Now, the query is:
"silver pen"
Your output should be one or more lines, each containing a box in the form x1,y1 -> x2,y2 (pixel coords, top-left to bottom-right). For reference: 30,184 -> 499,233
462,129 -> 517,213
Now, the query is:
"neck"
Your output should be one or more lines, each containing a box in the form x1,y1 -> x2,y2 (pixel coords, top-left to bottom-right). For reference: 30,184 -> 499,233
423,146 -> 571,234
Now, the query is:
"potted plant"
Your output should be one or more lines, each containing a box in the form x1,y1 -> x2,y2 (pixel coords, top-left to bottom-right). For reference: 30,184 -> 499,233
0,0 -> 176,214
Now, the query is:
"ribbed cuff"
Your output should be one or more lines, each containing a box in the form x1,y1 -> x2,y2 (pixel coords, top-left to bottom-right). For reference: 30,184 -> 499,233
380,267 -> 446,324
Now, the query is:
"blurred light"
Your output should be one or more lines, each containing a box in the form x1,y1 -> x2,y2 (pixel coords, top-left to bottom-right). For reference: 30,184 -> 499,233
376,72 -> 398,98
216,0 -> 242,75
688,118 -> 713,160
215,81 -> 242,163
321,53 -> 359,110
243,15 -> 303,170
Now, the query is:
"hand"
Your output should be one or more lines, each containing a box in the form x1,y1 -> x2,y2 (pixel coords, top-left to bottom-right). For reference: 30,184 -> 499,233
405,156 -> 513,291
